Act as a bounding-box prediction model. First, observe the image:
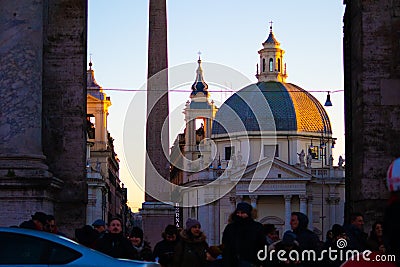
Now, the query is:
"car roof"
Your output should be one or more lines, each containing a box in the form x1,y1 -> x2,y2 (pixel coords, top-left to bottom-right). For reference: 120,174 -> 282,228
0,227 -> 86,249
0,227 -> 160,267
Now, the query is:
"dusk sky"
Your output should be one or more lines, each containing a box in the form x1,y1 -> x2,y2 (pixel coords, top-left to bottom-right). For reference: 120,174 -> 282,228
88,1 -> 346,210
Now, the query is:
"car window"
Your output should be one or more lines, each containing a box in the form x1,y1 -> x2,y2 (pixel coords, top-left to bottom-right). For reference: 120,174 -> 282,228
0,232 -> 81,265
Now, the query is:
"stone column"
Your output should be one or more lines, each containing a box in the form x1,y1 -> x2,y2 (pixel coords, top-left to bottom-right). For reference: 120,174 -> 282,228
142,0 -> 175,248
0,0 -> 65,228
145,0 -> 170,202
229,196 -> 236,211
307,196 -> 314,230
0,0 -> 47,171
300,195 -> 308,215
208,203 -> 215,245
284,195 -> 292,231
328,197 -> 340,226
250,195 -> 258,209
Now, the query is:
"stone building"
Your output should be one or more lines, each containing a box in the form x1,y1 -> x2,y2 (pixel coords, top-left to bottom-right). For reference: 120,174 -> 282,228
86,61 -> 129,226
343,0 -> 400,224
171,27 -> 345,244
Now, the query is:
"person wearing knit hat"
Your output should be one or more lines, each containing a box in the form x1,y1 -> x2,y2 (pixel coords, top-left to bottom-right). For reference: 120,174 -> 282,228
173,218 -> 208,267
222,202 -> 265,266
235,202 -> 252,218
129,226 -> 154,262
164,224 -> 178,237
186,218 -> 201,230
130,226 -> 144,240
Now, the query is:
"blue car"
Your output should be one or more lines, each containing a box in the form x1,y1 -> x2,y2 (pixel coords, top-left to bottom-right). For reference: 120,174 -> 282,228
0,227 -> 159,266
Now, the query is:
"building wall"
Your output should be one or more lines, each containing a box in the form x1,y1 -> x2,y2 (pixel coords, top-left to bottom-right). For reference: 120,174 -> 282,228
344,0 -> 400,224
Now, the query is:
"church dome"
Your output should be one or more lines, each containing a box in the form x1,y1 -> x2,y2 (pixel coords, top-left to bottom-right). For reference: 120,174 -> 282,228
211,81 -> 332,136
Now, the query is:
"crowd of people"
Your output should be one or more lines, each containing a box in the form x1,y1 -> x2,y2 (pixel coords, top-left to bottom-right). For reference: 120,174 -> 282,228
13,204 -> 399,267
14,202 -> 399,267
13,157 -> 400,267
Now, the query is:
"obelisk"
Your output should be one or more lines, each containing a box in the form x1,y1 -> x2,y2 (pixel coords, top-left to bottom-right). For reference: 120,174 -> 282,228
141,0 -> 174,246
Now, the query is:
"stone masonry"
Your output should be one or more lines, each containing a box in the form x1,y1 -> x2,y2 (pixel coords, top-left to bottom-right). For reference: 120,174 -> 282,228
344,0 -> 400,224
141,0 -> 175,247
0,0 -> 87,236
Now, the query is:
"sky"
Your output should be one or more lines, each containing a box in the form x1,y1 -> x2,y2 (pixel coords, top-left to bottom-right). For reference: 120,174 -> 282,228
88,1 -> 346,211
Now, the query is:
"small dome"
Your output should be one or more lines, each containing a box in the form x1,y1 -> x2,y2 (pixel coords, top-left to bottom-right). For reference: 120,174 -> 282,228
212,81 -> 332,135
264,31 -> 279,45
191,58 -> 209,97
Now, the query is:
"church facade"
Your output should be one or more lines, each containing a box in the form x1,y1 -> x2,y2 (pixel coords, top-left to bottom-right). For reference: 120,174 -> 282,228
171,26 -> 345,245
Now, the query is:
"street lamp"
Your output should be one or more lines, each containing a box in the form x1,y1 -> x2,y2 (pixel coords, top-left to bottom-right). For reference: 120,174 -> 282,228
320,130 -> 327,241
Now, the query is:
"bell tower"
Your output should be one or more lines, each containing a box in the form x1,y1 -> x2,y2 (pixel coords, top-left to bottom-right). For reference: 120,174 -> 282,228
183,57 -> 218,176
256,22 -> 288,83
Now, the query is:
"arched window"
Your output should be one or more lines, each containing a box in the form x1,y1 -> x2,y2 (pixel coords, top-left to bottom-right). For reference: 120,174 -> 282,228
269,58 -> 274,72
262,58 -> 266,72
278,58 -> 281,72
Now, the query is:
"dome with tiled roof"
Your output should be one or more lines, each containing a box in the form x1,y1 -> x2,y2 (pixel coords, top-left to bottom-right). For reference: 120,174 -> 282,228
211,24 -> 331,136
211,81 -> 332,136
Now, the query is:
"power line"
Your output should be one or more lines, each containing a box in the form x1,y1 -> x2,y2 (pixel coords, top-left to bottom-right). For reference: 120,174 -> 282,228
99,88 -> 344,93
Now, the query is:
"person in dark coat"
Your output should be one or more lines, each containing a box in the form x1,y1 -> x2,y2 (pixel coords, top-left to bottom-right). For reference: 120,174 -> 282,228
222,202 -> 265,267
129,226 -> 154,262
322,224 -> 348,267
290,212 -> 319,251
264,223 -> 279,246
44,215 -> 66,236
343,212 -> 368,251
92,219 -> 107,237
173,218 -> 208,267
153,224 -> 179,267
75,225 -> 99,249
269,231 -> 302,267
19,211 -> 47,231
94,217 -> 137,260
367,221 -> 385,253
290,212 -> 320,267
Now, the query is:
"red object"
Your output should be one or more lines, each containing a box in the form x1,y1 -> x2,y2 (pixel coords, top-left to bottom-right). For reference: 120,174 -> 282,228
387,158 -> 400,192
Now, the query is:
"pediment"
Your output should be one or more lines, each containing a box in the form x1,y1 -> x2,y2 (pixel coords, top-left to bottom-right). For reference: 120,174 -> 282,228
228,157 -> 313,181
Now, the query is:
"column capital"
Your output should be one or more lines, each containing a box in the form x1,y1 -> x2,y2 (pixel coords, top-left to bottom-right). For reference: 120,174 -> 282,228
326,197 -> 340,205
249,195 -> 258,201
235,195 -> 243,202
299,194 -> 308,201
284,194 -> 292,201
